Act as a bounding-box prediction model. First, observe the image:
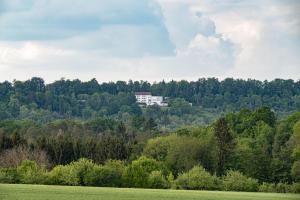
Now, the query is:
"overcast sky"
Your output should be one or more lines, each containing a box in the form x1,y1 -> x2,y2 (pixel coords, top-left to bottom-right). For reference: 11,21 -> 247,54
0,0 -> 299,83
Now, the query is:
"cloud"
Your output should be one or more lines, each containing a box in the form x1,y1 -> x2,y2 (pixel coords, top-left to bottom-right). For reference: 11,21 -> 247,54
0,0 -> 299,82
195,0 -> 300,80
0,0 -> 175,56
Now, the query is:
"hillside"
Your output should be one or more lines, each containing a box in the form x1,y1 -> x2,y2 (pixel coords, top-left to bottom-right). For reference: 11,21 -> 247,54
0,77 -> 299,129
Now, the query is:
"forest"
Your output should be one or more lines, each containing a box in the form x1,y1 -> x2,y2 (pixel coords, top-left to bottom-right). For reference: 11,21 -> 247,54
0,77 -> 300,129
0,106 -> 299,193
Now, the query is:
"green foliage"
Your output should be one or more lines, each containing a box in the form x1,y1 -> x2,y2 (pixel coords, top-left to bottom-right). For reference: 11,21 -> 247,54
222,170 -> 259,192
46,165 -> 79,186
84,160 -> 125,187
0,168 -> 18,183
214,118 -> 234,175
291,161 -> 300,182
174,165 -> 220,190
169,98 -> 193,116
148,171 -> 169,189
1,78 -> 299,129
292,120 -> 300,160
258,182 -> 300,193
144,134 -> 214,175
69,158 -> 95,186
46,158 -> 94,186
259,182 -> 277,193
1,106 -> 300,190
16,160 -> 46,184
123,156 -> 166,188
291,182 -> 300,193
143,137 -> 170,162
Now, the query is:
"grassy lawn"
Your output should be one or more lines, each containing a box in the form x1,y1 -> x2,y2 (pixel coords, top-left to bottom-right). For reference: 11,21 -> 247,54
0,184 -> 299,200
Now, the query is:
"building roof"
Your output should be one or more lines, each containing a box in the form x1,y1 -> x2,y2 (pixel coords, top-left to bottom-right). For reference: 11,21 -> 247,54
135,92 -> 151,95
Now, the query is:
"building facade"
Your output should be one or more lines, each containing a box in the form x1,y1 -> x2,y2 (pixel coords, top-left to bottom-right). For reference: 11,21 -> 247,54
135,92 -> 167,106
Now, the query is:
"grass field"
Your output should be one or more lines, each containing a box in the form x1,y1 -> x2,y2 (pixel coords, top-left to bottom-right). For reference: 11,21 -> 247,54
0,184 -> 299,200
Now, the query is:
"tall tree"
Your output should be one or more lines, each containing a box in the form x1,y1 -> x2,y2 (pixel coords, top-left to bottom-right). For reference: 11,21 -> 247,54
214,117 -> 235,175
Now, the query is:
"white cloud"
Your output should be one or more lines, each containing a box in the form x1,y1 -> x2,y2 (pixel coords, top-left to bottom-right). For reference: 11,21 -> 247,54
0,0 -> 299,82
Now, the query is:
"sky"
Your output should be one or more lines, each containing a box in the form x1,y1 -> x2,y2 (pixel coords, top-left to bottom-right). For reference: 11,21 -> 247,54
0,0 -> 299,83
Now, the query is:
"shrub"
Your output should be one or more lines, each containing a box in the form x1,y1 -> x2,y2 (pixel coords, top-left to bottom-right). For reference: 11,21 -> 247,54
46,158 -> 95,186
148,171 -> 169,189
84,161 -> 125,187
167,173 -> 175,189
69,158 -> 95,185
290,182 -> 300,194
46,165 -> 79,186
222,170 -> 259,192
174,171 -> 189,189
174,166 -> 220,190
16,160 -> 46,184
291,161 -> 300,182
275,182 -> 293,193
0,168 -> 18,183
259,182 -> 300,194
259,182 -> 277,193
104,160 -> 125,178
123,156 -> 166,188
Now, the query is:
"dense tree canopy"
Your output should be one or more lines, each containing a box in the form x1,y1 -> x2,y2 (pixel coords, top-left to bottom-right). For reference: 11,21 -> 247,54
0,78 -> 299,129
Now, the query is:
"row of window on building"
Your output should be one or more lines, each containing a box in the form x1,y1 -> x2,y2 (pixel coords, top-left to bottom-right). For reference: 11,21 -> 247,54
135,92 -> 168,106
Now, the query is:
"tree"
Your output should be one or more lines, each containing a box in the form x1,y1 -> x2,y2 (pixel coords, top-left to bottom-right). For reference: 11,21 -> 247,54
214,118 -> 235,175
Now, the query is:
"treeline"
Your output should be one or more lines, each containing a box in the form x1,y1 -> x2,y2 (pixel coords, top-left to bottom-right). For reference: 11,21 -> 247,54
0,77 -> 299,127
0,117 -> 158,166
0,107 -> 300,193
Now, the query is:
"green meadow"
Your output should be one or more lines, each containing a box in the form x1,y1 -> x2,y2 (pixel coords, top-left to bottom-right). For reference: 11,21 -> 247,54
0,184 -> 299,200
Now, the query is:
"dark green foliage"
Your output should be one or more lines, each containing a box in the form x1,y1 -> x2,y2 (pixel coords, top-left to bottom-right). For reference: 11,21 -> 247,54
214,118 -> 234,175
0,168 -> 18,183
0,77 -> 299,128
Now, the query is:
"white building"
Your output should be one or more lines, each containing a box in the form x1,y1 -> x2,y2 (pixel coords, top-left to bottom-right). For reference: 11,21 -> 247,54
135,92 -> 167,106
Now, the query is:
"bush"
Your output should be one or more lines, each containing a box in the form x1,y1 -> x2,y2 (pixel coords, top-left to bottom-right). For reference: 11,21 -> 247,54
259,182 -> 277,193
16,160 -> 46,184
46,165 -> 79,186
69,158 -> 95,185
275,182 -> 291,193
148,171 -> 169,189
0,168 -> 18,183
291,161 -> 300,182
46,158 -> 95,186
259,182 -> 300,194
84,161 -> 125,187
290,182 -> 300,194
222,170 -> 259,192
104,160 -> 125,178
123,156 -> 167,188
174,166 -> 220,190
